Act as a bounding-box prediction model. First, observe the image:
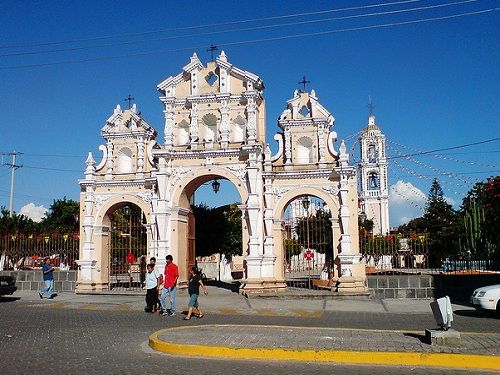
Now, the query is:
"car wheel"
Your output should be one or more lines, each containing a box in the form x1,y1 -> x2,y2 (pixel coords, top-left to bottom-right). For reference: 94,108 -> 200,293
496,301 -> 500,317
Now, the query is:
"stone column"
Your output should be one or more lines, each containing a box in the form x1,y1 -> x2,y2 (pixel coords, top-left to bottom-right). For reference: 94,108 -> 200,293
136,136 -> 145,177
284,125 -> 292,167
334,141 -> 366,293
163,101 -> 175,149
189,102 -> 199,150
219,97 -> 230,148
105,140 -> 113,180
245,96 -> 257,145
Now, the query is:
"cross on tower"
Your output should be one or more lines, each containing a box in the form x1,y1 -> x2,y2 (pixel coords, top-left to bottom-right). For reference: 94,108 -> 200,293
298,76 -> 311,92
124,94 -> 135,109
206,44 -> 218,61
368,95 -> 376,115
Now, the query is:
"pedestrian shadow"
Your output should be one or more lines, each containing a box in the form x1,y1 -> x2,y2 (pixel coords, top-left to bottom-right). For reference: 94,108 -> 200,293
403,332 -> 428,344
205,280 -> 240,293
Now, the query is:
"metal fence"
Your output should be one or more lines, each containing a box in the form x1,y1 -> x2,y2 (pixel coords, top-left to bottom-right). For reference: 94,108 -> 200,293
0,232 -> 79,271
283,197 -> 334,288
360,233 -> 499,274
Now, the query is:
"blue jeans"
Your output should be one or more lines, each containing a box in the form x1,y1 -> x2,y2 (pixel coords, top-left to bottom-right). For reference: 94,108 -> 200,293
40,279 -> 54,298
160,286 -> 176,312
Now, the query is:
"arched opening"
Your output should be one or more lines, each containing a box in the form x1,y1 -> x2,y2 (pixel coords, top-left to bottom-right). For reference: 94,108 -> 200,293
172,173 -> 245,286
117,147 -> 132,173
282,194 -> 333,288
108,203 -> 148,290
176,119 -> 190,146
296,137 -> 313,164
231,115 -> 246,143
202,113 -> 218,143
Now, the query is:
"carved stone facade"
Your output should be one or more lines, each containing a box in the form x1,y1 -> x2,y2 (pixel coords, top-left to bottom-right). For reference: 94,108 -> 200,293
77,52 -> 365,293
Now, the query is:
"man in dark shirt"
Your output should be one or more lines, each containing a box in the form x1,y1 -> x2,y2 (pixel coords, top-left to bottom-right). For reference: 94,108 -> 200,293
39,257 -> 54,299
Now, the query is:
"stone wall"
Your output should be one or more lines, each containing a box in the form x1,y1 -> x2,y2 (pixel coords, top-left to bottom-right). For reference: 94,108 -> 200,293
367,274 -> 434,299
368,273 -> 500,301
0,270 -> 76,292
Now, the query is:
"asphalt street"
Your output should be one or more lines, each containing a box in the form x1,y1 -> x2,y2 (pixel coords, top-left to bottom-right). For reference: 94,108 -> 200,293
0,288 -> 498,375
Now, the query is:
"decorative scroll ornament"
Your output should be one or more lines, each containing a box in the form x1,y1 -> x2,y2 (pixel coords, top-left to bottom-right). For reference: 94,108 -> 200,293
226,164 -> 246,181
137,191 -> 154,205
94,194 -> 111,211
170,167 -> 189,186
272,186 -> 292,202
322,185 -> 339,196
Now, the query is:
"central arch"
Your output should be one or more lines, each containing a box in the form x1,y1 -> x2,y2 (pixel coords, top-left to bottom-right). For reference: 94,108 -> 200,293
169,166 -> 249,284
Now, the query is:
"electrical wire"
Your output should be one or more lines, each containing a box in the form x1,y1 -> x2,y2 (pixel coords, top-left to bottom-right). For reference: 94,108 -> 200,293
0,0 -> 480,58
0,0 -> 426,49
1,7 -> 496,70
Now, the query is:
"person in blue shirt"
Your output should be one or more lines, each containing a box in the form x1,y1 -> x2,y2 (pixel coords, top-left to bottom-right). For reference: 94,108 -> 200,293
39,257 -> 54,299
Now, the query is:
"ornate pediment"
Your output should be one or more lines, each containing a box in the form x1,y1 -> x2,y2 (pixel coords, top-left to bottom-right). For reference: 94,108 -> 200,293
101,104 -> 157,139
278,90 -> 334,127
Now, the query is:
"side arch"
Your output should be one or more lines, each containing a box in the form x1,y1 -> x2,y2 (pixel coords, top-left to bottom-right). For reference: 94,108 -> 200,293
274,186 -> 339,220
94,194 -> 153,227
272,185 -> 341,281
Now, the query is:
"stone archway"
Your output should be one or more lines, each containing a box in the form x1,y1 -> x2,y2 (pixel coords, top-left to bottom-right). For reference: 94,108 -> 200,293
78,52 -> 366,294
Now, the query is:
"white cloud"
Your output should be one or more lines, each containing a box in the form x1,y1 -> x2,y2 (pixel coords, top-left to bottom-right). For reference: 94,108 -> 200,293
20,203 -> 47,222
389,180 -> 426,227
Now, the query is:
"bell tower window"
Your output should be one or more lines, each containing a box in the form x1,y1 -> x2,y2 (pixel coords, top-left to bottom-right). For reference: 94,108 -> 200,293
368,144 -> 377,163
368,172 -> 379,189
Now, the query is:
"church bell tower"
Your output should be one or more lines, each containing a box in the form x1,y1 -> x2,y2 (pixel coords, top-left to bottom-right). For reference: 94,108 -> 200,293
358,114 -> 389,234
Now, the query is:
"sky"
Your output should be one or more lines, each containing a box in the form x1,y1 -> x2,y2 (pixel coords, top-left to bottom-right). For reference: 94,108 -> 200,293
0,0 -> 498,227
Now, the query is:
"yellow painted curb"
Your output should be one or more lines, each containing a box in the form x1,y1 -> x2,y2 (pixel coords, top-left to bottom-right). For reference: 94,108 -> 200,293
149,325 -> 500,371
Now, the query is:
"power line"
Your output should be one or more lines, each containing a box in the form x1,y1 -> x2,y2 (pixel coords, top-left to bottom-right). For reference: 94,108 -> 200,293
1,7 -> 496,70
0,0 -> 425,49
23,165 -> 81,173
387,137 -> 500,160
0,0 -> 480,58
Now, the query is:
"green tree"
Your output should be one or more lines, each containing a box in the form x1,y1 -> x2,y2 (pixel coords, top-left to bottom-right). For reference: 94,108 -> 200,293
400,179 -> 460,266
219,204 -> 242,257
40,198 -> 80,232
193,203 -> 243,258
461,176 -> 499,259
0,207 -> 40,234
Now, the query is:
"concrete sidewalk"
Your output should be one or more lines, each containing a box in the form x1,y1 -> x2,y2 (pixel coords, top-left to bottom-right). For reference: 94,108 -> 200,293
150,324 -> 500,371
13,288 -> 500,371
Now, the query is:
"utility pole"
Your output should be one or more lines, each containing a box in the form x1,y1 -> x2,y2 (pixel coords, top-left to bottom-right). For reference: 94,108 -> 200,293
2,151 -> 23,216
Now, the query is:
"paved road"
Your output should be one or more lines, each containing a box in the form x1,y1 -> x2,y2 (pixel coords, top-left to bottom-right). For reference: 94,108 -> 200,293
0,288 -> 498,374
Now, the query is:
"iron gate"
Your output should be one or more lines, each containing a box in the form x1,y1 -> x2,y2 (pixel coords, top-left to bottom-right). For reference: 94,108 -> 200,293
283,196 -> 333,288
109,205 -> 148,290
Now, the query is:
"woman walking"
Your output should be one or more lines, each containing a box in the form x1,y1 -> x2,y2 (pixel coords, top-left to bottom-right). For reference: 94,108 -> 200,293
184,266 -> 208,320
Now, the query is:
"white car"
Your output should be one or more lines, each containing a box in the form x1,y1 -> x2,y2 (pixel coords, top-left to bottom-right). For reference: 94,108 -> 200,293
470,284 -> 500,314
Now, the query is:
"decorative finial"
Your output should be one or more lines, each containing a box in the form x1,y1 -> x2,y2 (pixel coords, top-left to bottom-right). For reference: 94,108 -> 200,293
219,50 -> 227,61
